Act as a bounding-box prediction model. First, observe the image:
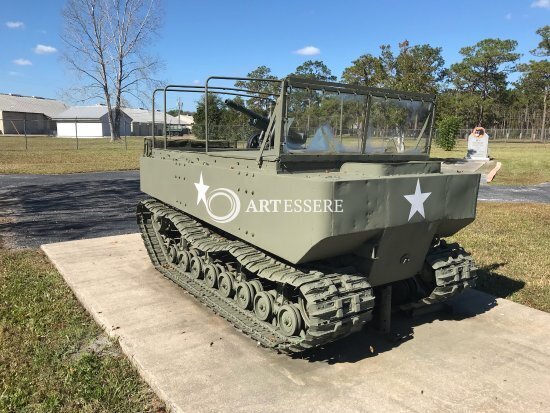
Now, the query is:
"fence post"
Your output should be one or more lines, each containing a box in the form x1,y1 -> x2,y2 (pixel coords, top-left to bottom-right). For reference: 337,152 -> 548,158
75,117 -> 79,150
24,117 -> 28,151
339,96 -> 344,142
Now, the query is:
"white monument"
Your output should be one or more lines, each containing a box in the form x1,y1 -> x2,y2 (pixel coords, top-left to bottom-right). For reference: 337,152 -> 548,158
466,126 -> 490,161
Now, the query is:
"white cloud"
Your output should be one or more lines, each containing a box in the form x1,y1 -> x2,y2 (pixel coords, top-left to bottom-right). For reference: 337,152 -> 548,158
6,21 -> 24,29
505,12 -> 512,20
13,58 -> 32,66
293,46 -> 321,56
8,71 -> 20,76
531,0 -> 550,9
34,44 -> 57,54
193,79 -> 201,85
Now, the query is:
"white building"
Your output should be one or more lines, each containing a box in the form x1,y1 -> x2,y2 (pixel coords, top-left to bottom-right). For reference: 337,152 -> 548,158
54,105 -> 131,138
175,114 -> 194,128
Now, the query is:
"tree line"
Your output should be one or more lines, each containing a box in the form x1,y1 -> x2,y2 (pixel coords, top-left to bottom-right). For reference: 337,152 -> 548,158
195,26 -> 548,142
59,0 -> 546,142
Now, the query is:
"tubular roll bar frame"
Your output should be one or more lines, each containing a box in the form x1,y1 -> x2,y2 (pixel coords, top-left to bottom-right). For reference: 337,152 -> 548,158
151,82 -> 280,149
151,76 -> 437,157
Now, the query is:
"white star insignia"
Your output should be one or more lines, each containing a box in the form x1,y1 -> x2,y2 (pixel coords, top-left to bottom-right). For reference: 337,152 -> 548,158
194,173 -> 209,206
404,179 -> 431,221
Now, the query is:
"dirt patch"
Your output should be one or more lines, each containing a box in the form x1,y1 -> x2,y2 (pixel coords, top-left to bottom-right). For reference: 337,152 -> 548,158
69,334 -> 120,360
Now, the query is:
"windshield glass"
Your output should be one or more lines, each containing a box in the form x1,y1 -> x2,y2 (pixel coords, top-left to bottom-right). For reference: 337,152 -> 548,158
366,96 -> 432,154
283,87 -> 432,155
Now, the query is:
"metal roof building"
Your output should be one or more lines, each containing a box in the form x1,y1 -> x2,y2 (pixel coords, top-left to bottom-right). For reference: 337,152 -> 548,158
53,105 -> 131,138
122,107 -> 180,136
53,105 -> 183,138
0,93 -> 67,135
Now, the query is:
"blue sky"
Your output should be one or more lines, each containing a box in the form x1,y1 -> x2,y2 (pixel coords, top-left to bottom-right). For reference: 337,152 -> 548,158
1,0 -> 548,111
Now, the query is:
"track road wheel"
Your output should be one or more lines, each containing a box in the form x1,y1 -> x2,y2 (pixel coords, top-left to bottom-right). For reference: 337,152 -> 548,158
254,292 -> 275,322
168,242 -> 179,264
278,304 -> 303,337
190,256 -> 204,279
249,279 -> 264,295
236,282 -> 254,310
218,272 -> 235,298
179,250 -> 192,272
204,264 -> 219,289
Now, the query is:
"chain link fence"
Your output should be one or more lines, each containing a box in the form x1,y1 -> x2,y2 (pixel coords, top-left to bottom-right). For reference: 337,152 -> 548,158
0,118 -> 176,151
453,128 -> 548,142
2,118 -> 547,152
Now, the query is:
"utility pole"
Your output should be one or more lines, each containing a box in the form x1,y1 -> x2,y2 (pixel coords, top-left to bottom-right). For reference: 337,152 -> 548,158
177,97 -> 182,125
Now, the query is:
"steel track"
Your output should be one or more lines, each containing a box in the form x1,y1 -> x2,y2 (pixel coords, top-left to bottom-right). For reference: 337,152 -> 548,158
137,199 -> 375,352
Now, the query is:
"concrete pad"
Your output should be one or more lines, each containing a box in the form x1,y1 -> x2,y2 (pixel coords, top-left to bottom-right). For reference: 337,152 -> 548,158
42,234 -> 550,413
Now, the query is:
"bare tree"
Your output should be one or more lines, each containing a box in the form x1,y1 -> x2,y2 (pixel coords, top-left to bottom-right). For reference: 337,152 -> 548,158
61,0 -> 162,141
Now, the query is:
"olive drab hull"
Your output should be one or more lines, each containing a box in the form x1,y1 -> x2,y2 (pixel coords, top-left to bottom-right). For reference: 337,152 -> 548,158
140,153 -> 478,287
137,76 -> 479,351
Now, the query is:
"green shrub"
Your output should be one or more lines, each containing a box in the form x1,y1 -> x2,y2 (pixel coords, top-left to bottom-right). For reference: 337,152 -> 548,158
436,116 -> 462,151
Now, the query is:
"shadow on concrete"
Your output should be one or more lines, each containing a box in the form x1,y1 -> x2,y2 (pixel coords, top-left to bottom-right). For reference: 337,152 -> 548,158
0,176 -> 143,248
294,287 -> 505,365
297,265 -> 526,364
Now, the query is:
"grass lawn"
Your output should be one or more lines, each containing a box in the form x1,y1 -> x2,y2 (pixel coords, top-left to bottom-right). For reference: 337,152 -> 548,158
0,247 -> 165,412
451,202 -> 550,313
431,140 -> 550,185
0,136 -> 143,174
1,136 -> 548,186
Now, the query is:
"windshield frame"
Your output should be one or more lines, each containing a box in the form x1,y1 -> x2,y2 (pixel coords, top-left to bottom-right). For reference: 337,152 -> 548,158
278,77 -> 436,162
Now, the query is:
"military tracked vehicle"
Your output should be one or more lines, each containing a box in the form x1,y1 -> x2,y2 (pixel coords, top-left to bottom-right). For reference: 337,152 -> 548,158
137,76 -> 478,352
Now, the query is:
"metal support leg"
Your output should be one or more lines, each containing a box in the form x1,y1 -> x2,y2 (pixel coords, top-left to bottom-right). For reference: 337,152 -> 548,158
377,285 -> 392,334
